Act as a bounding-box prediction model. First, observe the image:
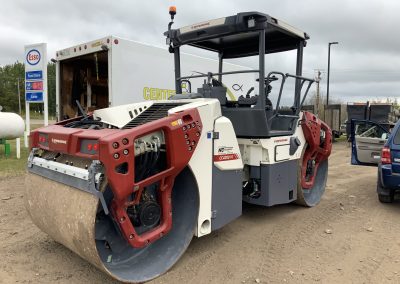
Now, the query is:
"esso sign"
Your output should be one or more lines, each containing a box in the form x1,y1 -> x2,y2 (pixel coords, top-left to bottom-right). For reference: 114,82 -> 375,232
26,49 -> 41,65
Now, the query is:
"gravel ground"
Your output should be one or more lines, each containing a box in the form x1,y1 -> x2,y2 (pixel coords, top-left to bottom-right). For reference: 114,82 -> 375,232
1,142 -> 400,283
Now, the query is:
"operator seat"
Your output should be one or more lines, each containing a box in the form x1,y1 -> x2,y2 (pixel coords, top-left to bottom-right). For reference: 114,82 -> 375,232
237,93 -> 258,107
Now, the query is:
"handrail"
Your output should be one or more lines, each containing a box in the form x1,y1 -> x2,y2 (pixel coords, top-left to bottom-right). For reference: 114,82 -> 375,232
177,69 -> 260,81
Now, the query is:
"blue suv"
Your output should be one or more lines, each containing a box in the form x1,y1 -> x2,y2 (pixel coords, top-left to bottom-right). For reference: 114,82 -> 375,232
351,119 -> 400,203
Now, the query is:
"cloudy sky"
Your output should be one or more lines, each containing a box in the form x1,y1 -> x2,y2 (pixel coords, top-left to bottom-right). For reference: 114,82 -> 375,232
1,0 -> 399,103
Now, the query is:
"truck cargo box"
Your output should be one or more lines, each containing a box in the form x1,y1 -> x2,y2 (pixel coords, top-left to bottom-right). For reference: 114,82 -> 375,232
56,36 -> 255,120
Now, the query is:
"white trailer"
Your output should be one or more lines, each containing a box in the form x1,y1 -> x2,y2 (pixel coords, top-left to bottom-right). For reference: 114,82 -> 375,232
55,36 -> 254,120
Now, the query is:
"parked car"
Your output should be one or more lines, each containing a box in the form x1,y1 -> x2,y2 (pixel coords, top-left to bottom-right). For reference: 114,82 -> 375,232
351,119 -> 400,202
340,121 -> 347,136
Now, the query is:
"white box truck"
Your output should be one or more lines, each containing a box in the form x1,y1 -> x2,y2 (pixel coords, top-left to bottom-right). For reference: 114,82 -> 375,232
55,36 -> 254,120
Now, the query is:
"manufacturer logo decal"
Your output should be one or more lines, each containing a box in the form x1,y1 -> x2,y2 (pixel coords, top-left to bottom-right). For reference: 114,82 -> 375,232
51,138 -> 67,145
213,153 -> 239,162
218,146 -> 233,153
274,138 -> 288,143
26,49 -> 41,65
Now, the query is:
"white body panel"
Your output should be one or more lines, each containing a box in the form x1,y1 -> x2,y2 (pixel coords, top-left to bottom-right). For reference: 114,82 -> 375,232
93,101 -> 153,129
213,117 -> 243,170
187,103 -> 219,236
0,112 -> 25,139
275,144 -> 291,161
171,99 -> 222,237
56,36 -> 254,120
238,112 -> 307,167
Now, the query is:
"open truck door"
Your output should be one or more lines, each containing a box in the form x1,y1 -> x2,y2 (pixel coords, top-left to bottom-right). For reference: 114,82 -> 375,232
351,119 -> 389,166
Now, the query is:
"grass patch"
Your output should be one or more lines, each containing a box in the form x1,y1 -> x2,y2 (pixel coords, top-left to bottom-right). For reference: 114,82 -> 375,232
0,138 -> 30,178
335,135 -> 348,143
0,124 -> 50,178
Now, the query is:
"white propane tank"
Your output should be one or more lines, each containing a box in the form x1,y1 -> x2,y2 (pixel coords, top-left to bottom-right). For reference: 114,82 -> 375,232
0,112 -> 25,139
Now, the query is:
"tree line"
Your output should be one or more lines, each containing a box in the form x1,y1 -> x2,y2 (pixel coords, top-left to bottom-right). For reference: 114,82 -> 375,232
0,62 -> 56,115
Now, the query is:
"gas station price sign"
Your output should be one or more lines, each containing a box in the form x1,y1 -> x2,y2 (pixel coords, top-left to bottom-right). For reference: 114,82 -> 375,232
26,81 -> 43,91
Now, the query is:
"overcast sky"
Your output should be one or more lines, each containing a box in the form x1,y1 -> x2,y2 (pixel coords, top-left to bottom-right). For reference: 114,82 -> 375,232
1,0 -> 399,103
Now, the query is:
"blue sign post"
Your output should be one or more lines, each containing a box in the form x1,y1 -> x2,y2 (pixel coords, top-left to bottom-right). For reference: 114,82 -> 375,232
24,43 -> 48,147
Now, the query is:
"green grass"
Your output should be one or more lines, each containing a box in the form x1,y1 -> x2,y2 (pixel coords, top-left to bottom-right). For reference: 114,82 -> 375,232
28,112 -> 43,119
19,112 -> 57,123
0,124 -> 55,178
335,135 -> 348,142
0,138 -> 30,178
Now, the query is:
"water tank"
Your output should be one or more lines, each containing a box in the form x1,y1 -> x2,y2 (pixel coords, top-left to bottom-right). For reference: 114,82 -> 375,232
0,112 -> 25,139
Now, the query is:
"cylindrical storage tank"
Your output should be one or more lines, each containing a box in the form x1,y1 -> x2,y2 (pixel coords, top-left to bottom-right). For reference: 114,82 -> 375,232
0,112 -> 25,139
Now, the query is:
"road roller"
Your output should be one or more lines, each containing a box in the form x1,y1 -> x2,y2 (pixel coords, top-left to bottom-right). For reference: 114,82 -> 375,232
25,9 -> 332,283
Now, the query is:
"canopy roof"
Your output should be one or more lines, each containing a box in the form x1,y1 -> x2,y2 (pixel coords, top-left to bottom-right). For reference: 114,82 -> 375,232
166,12 -> 309,59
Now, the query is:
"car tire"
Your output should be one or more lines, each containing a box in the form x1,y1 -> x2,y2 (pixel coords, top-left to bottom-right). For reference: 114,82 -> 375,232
378,194 -> 394,203
377,179 -> 394,203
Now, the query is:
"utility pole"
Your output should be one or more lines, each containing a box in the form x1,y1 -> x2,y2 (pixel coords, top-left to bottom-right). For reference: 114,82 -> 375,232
326,41 -> 339,106
315,70 -> 321,116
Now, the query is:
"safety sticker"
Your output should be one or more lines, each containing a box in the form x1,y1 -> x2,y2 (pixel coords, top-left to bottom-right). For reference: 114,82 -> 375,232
171,119 -> 183,127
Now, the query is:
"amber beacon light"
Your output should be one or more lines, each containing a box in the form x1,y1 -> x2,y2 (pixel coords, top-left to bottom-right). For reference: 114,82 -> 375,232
169,6 -> 176,17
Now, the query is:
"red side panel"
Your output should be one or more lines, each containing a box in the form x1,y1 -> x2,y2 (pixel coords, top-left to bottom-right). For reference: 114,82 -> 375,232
300,111 -> 332,189
30,126 -> 117,159
99,109 -> 202,247
30,108 -> 202,248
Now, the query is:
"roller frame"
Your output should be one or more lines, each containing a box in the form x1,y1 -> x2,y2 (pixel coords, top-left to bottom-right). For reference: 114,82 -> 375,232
300,111 -> 332,189
27,149 -> 109,214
